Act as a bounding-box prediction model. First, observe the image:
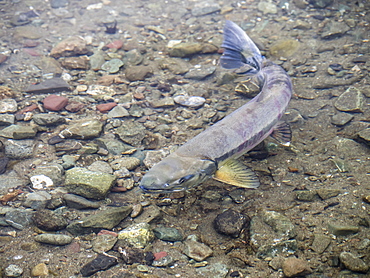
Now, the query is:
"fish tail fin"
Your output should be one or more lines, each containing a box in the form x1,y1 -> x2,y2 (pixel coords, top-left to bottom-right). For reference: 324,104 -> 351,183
220,20 -> 263,76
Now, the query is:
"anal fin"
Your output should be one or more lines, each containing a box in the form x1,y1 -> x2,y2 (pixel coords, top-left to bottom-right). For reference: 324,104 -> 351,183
213,159 -> 260,188
270,121 -> 291,146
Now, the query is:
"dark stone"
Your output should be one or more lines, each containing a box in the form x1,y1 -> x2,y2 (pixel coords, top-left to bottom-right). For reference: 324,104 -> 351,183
48,135 -> 64,145
0,157 -> 9,174
213,209 -> 250,238
80,253 -> 118,277
25,78 -> 70,94
119,247 -> 146,264
63,194 -> 101,209
32,209 -> 68,231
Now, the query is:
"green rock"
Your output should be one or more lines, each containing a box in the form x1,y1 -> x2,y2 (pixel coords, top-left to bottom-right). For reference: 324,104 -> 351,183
261,210 -> 297,239
311,234 -> 331,253
118,222 -> 154,248
33,114 -> 66,126
92,234 -> 117,253
334,87 -> 365,112
0,125 -> 36,139
328,222 -> 359,236
153,226 -> 183,242
65,167 -> 116,200
295,190 -> 318,202
317,189 -> 341,200
34,234 -> 72,245
101,58 -> 124,74
169,42 -> 203,57
257,239 -> 298,259
115,120 -> 146,147
269,39 -> 300,57
67,206 -> 132,235
95,136 -> 133,155
61,119 -> 103,139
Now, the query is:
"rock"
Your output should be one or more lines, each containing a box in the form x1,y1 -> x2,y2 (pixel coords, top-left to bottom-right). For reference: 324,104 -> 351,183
269,39 -> 300,57
282,257 -> 312,277
152,253 -> 174,267
321,21 -> 350,39
195,262 -> 229,278
213,209 -> 250,238
54,139 -> 82,152
86,85 -> 117,100
92,234 -> 117,253
133,205 -> 162,224
119,247 -> 150,265
328,222 -> 359,236
334,87 -> 364,112
34,233 -> 72,245
23,191 -> 52,210
66,206 -> 132,235
107,105 -> 130,118
122,49 -> 143,66
105,40 -> 123,50
65,101 -> 85,112
0,114 -> 15,125
95,136 -> 133,155
257,1 -> 277,14
184,65 -> 216,80
174,95 -> 206,108
125,65 -> 153,81
32,209 -> 68,231
316,189 -> 341,200
61,56 -> 90,70
80,254 -> 118,277
169,42 -> 203,57
191,1 -> 221,16
33,113 -> 66,126
25,78 -> 70,94
150,97 -> 175,108
101,58 -> 124,73
96,102 -> 117,113
89,50 -> 105,71
4,139 -> 34,159
331,113 -> 354,126
158,57 -> 190,74
43,94 -> 69,111
311,234 -> 331,253
87,161 -> 113,174
0,157 -> 9,174
4,264 -> 23,277
142,149 -> 169,169
5,209 -> 33,230
64,167 -> 116,200
30,263 -> 49,276
153,226 -> 183,242
183,239 -> 213,261
261,210 -> 297,239
256,240 -> 298,259
0,98 -> 17,113
61,118 -> 103,139
63,193 -> 101,209
358,128 -> 370,146
110,157 -> 140,171
29,163 -> 64,186
0,125 -> 37,139
339,252 -> 369,273
115,120 -> 146,147
310,0 -> 333,8
295,190 -> 318,201
50,36 -> 88,58
118,222 -> 155,248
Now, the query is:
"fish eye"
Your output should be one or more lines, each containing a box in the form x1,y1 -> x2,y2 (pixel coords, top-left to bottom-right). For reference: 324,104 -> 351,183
178,175 -> 194,184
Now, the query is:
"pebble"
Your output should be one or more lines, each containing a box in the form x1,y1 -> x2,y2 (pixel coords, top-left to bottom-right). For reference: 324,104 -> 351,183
50,0 -> 68,8
150,97 -> 175,108
61,118 -> 103,139
30,163 -> 64,186
195,262 -> 229,278
80,253 -> 118,277
119,247 -> 150,265
183,238 -> 213,261
92,234 -> 117,253
66,206 -> 132,235
191,1 -> 221,16
184,65 -> 216,80
30,263 -> 49,276
311,234 -> 331,253
133,205 -> 162,224
316,188 -> 341,200
173,95 -> 206,108
86,85 -> 117,100
110,157 -> 140,171
328,222 -> 359,236
269,39 -> 300,58
131,203 -> 143,218
257,1 -> 277,14
339,252 -> 369,273
43,94 -> 69,111
153,226 -> 183,242
88,160 -> 113,174
0,114 -> 15,125
282,257 -> 312,277
5,209 -> 33,230
0,98 -> 17,113
25,78 -> 70,94
321,21 -> 350,39
101,58 -> 124,74
50,36 -> 88,58
334,87 -> 364,112
358,128 -> 370,145
122,49 -> 143,66
295,190 -> 318,202
0,124 -> 37,139
105,40 -> 123,50
115,120 -> 146,147
310,0 -> 333,8
261,210 -> 297,239
107,105 -> 130,118
61,56 -> 90,70
33,113 -> 66,126
63,193 -> 101,209
4,139 -> 34,159
32,209 -> 68,231
89,50 -> 105,71
65,167 -> 116,200
125,65 -> 153,82
65,101 -> 84,112
23,191 -> 52,210
96,102 -> 117,113
117,222 -> 155,248
4,264 -> 23,277
213,209 -> 250,238
95,136 -> 133,155
169,42 -> 203,57
158,57 -> 190,74
256,239 -> 298,259
34,233 -> 73,245
331,112 -> 354,126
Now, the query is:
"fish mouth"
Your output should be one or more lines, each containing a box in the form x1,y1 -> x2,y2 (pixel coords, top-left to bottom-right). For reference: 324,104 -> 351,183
139,184 -> 188,194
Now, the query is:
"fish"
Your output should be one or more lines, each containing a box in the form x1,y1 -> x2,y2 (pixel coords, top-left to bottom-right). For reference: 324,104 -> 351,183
139,20 -> 293,193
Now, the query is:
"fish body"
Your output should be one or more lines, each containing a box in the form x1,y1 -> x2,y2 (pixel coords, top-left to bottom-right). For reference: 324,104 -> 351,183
140,21 -> 293,193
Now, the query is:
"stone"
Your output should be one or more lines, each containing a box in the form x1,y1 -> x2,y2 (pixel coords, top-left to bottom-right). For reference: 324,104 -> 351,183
89,50 -> 105,71
25,78 -> 70,94
256,240 -> 298,259
257,1 -> 278,14
96,102 -> 117,113
118,222 -> 155,248
195,263 -> 229,278
101,58 -> 124,73
86,85 -> 117,100
23,191 -> 52,210
310,0 -> 333,8
133,205 -> 162,224
65,101 -> 85,112
5,209 -> 33,230
105,40 -> 123,50
169,42 -> 203,57
92,234 -> 117,253
107,105 -> 130,118
158,57 -> 190,74
32,209 -> 68,231
115,120 -> 146,147
29,163 -> 64,186
4,139 -> 34,159
316,189 -> 341,200
295,190 -> 318,201
34,233 -> 73,245
125,65 -> 153,81
331,113 -> 354,126
143,149 -> 169,169
334,87 -> 364,112
261,210 -> 297,239
174,95 -> 206,109
122,49 -> 143,66
0,114 -> 15,125
357,128 -> 370,146
321,21 -> 350,39
213,209 -> 250,238
87,160 -> 113,174
61,118 -> 103,139
4,264 -> 23,277
61,56 -> 90,70
80,254 -> 118,277
184,65 -> 216,80
269,39 -> 300,57
328,222 -> 359,236
119,247 -> 149,265
110,157 -> 140,171
150,98 -> 175,108
50,0 -> 68,8
33,113 -> 66,126
50,36 -> 88,58
95,136 -> 133,155
66,206 -> 132,235
311,234 -> 331,253
282,257 -> 312,277
339,252 -> 369,273
30,263 -> 49,277
43,95 -> 69,111
0,125 -> 37,139
0,98 -> 17,113
183,239 -> 213,261
64,167 -> 116,200
153,226 -> 183,242
63,193 -> 101,209
191,1 -> 221,16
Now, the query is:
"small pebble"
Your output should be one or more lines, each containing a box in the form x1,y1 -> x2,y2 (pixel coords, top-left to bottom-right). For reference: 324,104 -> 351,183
4,264 -> 23,277
34,233 -> 73,245
30,263 -> 48,277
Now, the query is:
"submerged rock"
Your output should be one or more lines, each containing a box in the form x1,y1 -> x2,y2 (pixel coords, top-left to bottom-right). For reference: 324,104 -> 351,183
328,222 -> 359,236
63,193 -> 101,209
34,234 -> 73,245
50,36 -> 88,58
195,263 -> 229,278
32,209 -> 68,231
213,209 -> 250,238
61,118 -> 103,139
174,95 -> 206,108
183,238 -> 213,261
334,87 -> 364,112
118,223 -> 155,248
282,257 -> 312,277
80,253 -> 118,277
339,252 -> 369,273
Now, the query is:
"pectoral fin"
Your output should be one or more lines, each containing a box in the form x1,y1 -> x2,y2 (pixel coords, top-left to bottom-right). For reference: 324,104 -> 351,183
213,159 -> 260,188
270,121 -> 291,146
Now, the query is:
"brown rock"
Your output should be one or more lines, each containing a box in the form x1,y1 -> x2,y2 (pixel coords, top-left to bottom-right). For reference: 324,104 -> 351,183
50,36 -> 88,58
61,56 -> 90,70
43,95 -> 69,111
0,54 -> 8,64
16,103 -> 38,115
105,40 -> 123,50
96,102 -> 117,113
282,257 -> 312,277
65,101 -> 85,112
125,65 -> 153,82
0,86 -> 17,100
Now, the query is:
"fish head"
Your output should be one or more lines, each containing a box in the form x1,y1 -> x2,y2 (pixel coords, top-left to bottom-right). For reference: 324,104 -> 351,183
139,154 -> 217,193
